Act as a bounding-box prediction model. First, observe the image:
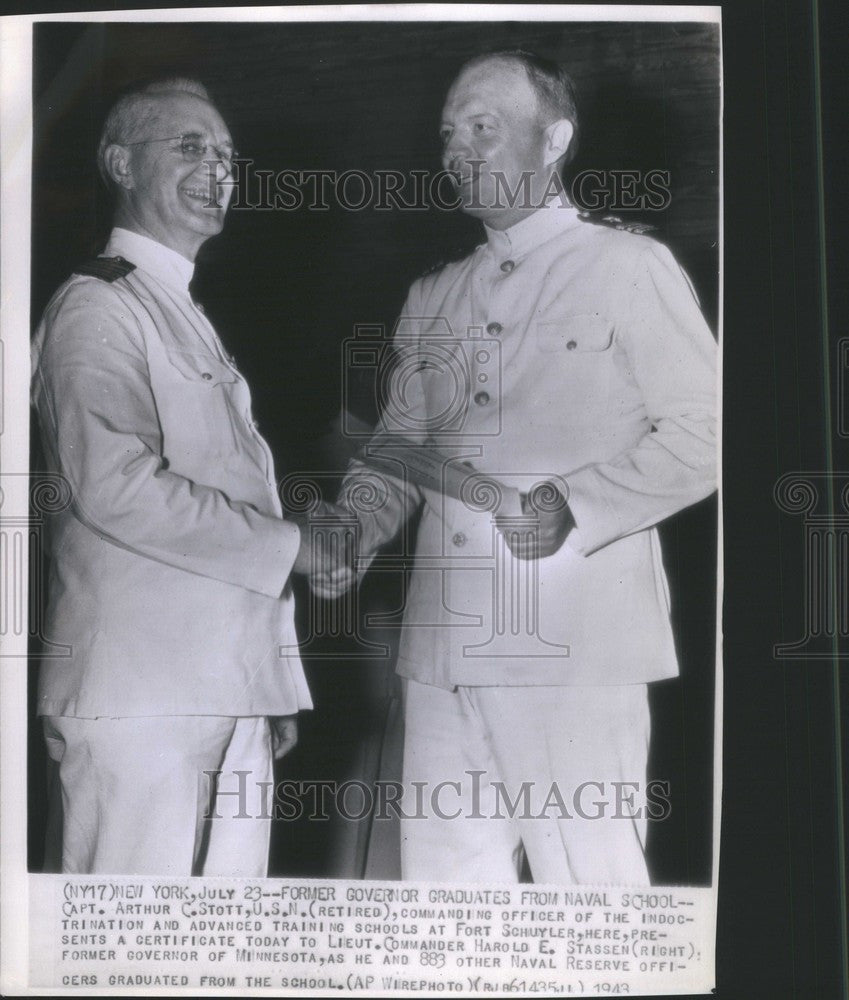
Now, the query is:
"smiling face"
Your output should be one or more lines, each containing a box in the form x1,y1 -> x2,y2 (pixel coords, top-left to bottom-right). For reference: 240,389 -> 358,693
440,57 -> 553,230
112,92 -> 235,261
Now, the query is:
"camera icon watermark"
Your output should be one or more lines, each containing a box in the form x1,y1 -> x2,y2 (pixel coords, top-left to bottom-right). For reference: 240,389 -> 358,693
342,318 -> 502,440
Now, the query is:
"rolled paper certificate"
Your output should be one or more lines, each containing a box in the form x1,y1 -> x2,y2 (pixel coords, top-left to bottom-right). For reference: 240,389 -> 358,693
359,433 -> 523,515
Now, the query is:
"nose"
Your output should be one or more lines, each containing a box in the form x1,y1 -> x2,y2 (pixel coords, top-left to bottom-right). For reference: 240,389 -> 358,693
443,139 -> 471,173
211,154 -> 234,183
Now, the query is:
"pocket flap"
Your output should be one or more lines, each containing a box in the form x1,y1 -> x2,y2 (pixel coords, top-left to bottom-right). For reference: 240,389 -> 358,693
165,349 -> 237,386
537,314 -> 614,353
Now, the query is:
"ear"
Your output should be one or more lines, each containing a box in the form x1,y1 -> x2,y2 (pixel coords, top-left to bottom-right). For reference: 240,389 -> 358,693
541,119 -> 574,168
102,144 -> 135,190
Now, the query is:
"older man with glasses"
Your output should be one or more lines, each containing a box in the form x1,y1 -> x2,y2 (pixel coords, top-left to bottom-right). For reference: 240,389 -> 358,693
31,77 -> 352,876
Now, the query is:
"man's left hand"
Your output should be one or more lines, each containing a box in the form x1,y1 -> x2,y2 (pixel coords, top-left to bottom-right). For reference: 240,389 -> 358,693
495,482 -> 576,560
269,715 -> 298,760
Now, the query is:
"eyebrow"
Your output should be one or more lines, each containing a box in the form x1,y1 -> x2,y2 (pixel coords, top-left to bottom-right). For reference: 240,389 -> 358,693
181,130 -> 234,150
440,111 -> 499,129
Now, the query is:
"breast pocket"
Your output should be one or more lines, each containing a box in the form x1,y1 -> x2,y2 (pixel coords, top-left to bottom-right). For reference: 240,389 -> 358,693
535,314 -> 615,423
164,348 -> 238,387
161,349 -> 242,459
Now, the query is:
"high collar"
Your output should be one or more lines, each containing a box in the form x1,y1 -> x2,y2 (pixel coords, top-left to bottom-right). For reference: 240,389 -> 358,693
105,227 -> 195,293
483,195 -> 581,261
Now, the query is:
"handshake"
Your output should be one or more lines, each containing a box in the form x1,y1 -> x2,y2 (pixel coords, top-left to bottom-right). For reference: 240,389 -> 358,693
288,476 -> 578,599
290,501 -> 359,599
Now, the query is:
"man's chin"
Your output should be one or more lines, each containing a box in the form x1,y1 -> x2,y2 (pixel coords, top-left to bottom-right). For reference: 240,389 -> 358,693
453,180 -> 501,215
182,206 -> 227,235
456,195 -> 500,223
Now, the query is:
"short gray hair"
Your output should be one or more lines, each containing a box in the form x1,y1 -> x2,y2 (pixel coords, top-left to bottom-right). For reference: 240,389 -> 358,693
463,51 -> 580,165
97,77 -> 212,187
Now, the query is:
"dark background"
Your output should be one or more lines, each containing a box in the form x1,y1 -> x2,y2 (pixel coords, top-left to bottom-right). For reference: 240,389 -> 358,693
18,2 -> 849,997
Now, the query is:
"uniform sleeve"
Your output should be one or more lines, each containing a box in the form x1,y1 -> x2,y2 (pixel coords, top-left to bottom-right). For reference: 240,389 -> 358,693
32,282 -> 300,597
564,241 -> 717,554
338,280 -> 426,559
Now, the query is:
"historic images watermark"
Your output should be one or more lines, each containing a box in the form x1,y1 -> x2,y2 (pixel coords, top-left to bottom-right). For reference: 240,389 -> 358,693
202,771 -> 673,823
201,161 -> 672,214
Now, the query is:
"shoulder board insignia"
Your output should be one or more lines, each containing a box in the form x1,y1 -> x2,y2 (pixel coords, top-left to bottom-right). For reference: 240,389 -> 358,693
73,255 -> 136,282
578,212 -> 657,236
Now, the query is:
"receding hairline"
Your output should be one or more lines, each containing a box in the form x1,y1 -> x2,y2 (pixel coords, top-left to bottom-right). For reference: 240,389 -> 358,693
451,52 -> 577,127
97,78 -> 223,186
448,54 -> 537,96
461,52 -> 535,75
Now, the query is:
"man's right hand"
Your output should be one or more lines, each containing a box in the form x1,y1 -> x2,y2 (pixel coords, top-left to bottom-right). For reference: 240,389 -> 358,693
290,506 -> 357,598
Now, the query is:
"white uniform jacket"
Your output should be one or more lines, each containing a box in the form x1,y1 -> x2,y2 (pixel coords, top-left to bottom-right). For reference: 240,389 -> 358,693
345,200 -> 717,689
31,228 -> 311,718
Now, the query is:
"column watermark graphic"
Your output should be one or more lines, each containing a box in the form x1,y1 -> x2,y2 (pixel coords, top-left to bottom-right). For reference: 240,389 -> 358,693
0,473 -> 72,657
278,471 -> 390,659
773,472 -> 849,658
458,477 -> 571,659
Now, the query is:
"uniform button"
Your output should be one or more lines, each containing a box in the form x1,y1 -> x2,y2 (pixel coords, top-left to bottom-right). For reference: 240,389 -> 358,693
475,349 -> 490,363
477,373 -> 488,383
500,260 -> 515,273
452,532 -> 467,547
474,391 -> 490,406
201,372 -> 213,381
486,322 -> 502,335
566,340 -> 577,350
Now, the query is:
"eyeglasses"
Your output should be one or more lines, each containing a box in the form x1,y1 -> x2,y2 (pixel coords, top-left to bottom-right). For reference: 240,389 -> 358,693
126,132 -> 240,167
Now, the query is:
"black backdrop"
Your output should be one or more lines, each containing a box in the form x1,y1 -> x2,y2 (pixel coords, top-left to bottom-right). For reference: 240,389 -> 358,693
20,4 -> 849,996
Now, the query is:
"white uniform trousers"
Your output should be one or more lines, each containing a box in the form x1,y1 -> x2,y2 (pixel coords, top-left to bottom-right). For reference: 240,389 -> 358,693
43,714 -> 273,876
401,679 -> 651,885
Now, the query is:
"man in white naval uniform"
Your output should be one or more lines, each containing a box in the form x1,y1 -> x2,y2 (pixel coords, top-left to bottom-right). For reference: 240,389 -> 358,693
31,78 -> 350,875
333,52 -> 717,884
